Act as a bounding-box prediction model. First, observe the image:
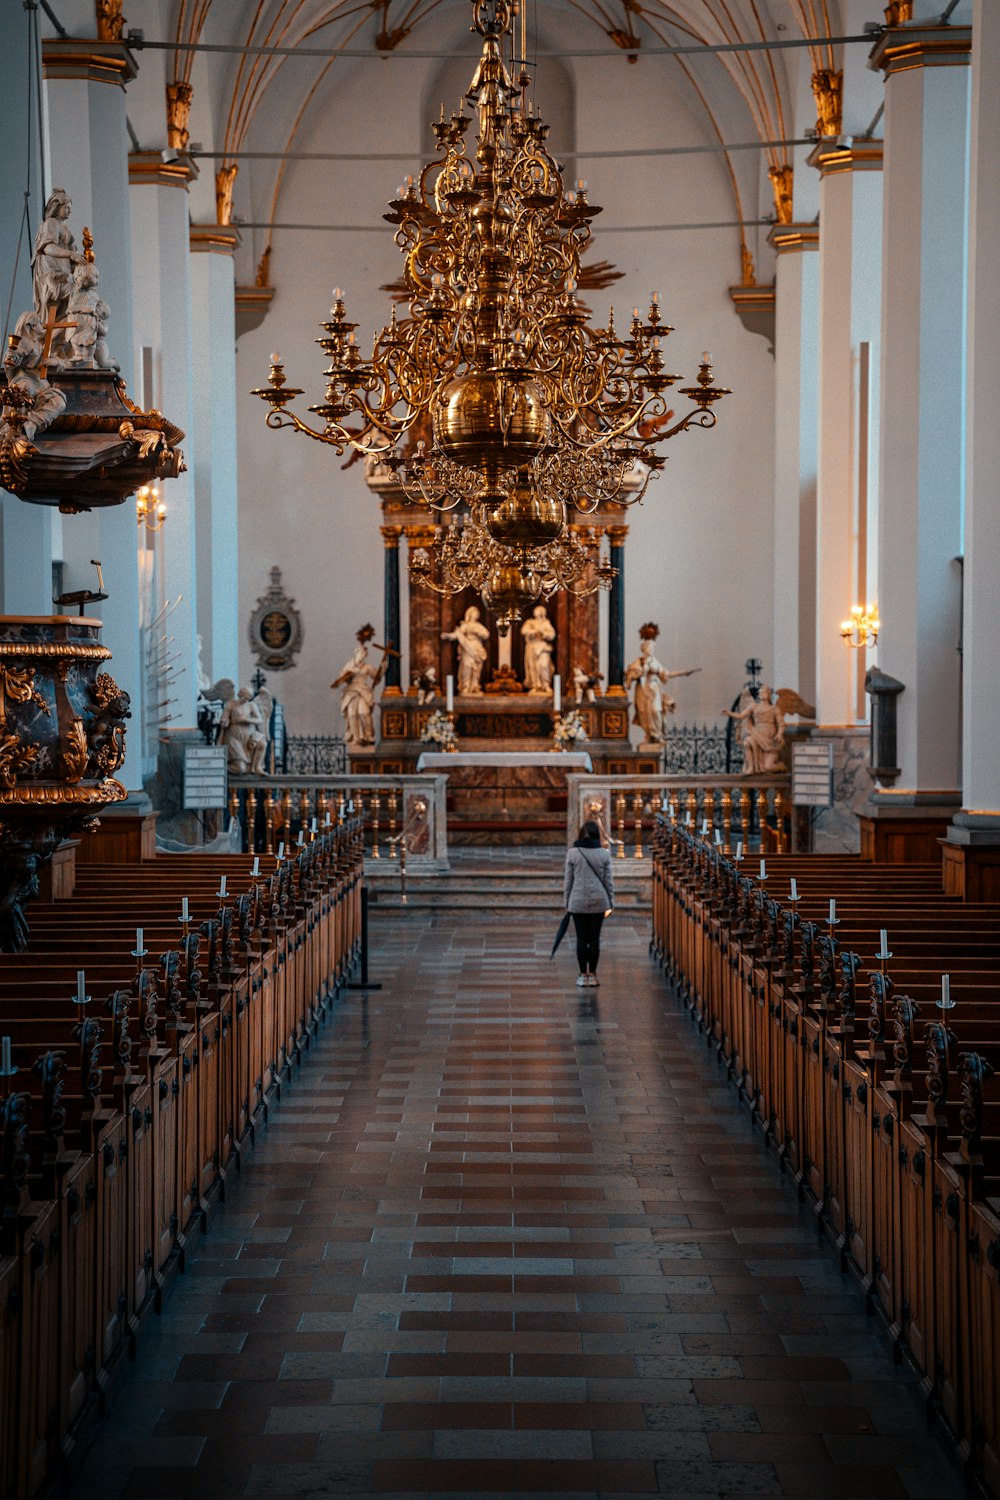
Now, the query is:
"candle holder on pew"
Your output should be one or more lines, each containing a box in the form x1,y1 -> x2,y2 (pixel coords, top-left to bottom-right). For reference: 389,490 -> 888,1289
72,971 -> 91,1009
936,974 -> 957,1012
0,1035 -> 18,1083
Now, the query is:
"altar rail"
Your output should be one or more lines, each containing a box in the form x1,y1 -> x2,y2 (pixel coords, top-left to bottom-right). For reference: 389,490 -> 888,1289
0,826 -> 363,1500
652,821 -> 1000,1495
230,774 -> 449,870
566,774 -> 791,861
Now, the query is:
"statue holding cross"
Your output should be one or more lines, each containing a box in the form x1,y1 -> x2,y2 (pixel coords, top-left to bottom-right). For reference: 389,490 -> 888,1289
32,189 -> 84,357
0,311 -> 68,447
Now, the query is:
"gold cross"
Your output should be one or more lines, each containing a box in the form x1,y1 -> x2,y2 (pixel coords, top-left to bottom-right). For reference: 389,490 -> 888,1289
38,303 -> 78,379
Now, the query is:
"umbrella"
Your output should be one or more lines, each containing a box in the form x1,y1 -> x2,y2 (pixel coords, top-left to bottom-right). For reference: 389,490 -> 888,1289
550,912 -> 571,959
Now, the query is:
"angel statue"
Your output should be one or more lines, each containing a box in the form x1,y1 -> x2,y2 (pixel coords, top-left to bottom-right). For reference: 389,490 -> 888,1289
724,684 -> 814,774
0,310 -> 68,449
219,686 -> 269,775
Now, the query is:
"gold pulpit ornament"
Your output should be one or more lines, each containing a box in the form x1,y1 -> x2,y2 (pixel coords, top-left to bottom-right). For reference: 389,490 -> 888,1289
253,0 -> 730,568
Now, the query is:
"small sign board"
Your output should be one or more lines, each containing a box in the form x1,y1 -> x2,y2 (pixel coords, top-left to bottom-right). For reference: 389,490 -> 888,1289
183,745 -> 228,811
792,741 -> 834,807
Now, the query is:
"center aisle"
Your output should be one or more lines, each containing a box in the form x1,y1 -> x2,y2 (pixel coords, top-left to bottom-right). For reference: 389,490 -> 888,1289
72,910 -> 961,1499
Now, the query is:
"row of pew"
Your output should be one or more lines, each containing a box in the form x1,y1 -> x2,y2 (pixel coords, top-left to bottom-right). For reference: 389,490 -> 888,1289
0,821 -> 364,1500
652,821 -> 1000,1498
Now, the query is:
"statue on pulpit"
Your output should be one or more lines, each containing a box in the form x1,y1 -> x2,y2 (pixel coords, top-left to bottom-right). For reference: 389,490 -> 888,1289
32,189 -> 84,348
442,605 -> 490,696
625,624 -> 699,744
0,311 -> 68,448
521,605 -> 556,694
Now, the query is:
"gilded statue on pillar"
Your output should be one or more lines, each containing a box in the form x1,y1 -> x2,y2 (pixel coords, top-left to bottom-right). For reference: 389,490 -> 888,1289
811,69 -> 843,139
166,80 -> 193,151
768,165 -> 794,227
216,164 -> 238,226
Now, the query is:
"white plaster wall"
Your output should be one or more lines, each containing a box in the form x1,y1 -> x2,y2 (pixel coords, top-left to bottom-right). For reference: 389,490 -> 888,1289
235,28 -> 775,737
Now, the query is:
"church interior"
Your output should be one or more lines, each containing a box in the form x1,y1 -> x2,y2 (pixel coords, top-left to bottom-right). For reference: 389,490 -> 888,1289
1,0 -> 998,1496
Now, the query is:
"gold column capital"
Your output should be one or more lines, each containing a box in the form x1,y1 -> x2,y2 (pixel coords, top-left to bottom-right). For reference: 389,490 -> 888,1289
607,525 -> 629,546
189,224 -> 240,255
868,24 -> 971,77
380,525 -> 403,548
42,36 -> 138,87
767,222 -> 819,255
404,524 -> 437,548
807,140 -> 884,177
128,150 -> 198,189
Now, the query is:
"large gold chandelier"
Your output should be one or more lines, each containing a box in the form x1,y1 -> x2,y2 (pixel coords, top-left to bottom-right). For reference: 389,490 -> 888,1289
253,0 -> 730,561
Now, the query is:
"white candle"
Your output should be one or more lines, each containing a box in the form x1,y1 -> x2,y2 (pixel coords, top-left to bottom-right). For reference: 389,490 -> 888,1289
941,973 -> 951,1005
668,802 -> 675,820
790,878 -> 798,901
297,829 -> 305,846
324,812 -> 332,827
218,876 -> 227,897
347,799 -> 355,813
446,675 -> 454,712
277,841 -> 285,860
879,928 -> 888,956
701,818 -> 709,835
76,969 -> 86,1003
553,674 -> 561,713
736,841 -> 743,860
829,898 -> 837,923
251,856 -> 260,877
2,1036 -> 12,1074
181,896 -> 189,922
759,859 -> 766,879
136,926 -> 144,953
311,818 -> 318,833
714,829 -> 722,846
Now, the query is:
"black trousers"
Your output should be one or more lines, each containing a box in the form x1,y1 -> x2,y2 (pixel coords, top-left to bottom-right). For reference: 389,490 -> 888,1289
572,911 -> 605,974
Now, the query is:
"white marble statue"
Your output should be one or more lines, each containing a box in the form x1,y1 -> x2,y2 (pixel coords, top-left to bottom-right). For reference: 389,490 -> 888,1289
67,260 -> 118,370
219,687 -> 268,774
31,189 -> 83,352
0,311 -> 68,447
412,665 -> 438,705
724,685 -> 786,775
331,641 -> 381,746
521,605 -> 556,694
624,633 -> 698,744
572,665 -> 603,705
441,605 -> 490,696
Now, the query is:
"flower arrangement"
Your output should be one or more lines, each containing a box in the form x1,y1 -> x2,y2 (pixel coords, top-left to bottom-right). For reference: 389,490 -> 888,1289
552,709 -> 588,749
420,709 -> 458,751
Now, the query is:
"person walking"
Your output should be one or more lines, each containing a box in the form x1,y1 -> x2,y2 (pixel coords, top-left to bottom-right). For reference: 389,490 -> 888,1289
563,820 -> 614,987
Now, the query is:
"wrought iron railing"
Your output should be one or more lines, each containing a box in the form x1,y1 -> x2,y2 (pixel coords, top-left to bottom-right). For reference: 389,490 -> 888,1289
661,723 -> 743,776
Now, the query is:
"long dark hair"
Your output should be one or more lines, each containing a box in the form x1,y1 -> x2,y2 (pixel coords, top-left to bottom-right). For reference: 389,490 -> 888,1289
576,819 -> 601,846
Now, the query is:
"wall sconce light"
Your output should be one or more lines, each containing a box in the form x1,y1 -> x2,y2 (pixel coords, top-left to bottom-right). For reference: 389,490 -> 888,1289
840,602 -> 879,649
136,484 -> 166,532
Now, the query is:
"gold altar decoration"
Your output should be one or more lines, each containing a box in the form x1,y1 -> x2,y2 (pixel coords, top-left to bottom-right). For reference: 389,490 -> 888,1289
252,0 -> 729,553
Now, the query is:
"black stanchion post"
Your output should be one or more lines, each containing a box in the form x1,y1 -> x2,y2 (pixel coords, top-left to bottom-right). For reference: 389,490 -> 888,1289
347,886 -> 382,991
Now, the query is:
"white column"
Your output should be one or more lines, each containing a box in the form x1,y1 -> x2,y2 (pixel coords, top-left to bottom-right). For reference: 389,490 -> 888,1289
0,7 -> 53,613
812,143 -> 884,728
871,24 -> 971,800
190,228 -> 240,685
952,0 -> 1000,837
768,225 -> 819,705
129,156 -> 199,726
43,38 -> 145,791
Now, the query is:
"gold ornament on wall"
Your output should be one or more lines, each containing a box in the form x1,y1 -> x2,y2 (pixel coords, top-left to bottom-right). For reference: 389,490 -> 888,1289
811,70 -> 843,139
215,163 -> 238,226
166,81 -> 193,152
768,165 -> 794,226
884,2 -> 913,23
95,0 -> 125,42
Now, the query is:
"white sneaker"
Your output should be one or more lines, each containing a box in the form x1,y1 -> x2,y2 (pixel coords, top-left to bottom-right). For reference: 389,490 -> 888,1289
588,975 -> 600,987
576,974 -> 589,987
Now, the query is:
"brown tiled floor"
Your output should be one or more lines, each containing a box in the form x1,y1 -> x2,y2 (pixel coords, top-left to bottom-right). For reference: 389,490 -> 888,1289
69,909 -> 964,1499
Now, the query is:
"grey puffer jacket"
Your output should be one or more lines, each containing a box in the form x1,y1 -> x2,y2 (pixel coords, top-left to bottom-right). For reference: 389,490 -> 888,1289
564,843 -> 615,914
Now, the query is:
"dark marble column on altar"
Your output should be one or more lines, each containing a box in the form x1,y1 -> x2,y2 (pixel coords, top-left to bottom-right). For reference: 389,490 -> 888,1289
381,525 -> 402,691
607,524 -> 628,694
405,524 -> 444,683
